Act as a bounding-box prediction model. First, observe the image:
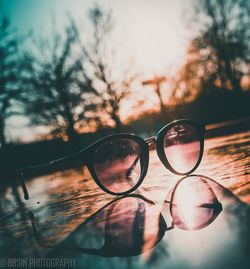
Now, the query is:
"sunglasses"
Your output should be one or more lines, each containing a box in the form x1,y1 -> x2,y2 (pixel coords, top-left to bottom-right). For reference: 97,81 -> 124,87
20,119 -> 205,198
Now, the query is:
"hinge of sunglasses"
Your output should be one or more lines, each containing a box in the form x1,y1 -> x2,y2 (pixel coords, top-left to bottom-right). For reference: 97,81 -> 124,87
166,221 -> 175,231
145,136 -> 156,150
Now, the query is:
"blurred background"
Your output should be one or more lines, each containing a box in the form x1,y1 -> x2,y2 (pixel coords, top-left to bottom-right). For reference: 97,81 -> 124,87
0,0 -> 249,172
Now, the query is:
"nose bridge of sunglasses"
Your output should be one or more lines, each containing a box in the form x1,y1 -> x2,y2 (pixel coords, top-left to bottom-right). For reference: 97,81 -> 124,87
145,136 -> 157,150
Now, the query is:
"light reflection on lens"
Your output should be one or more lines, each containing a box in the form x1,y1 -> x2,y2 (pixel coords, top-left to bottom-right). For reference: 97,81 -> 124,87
171,176 -> 220,230
93,138 -> 142,193
163,124 -> 201,173
104,196 -> 166,256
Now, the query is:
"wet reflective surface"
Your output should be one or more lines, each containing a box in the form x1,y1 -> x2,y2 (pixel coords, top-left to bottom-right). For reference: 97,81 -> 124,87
0,131 -> 249,269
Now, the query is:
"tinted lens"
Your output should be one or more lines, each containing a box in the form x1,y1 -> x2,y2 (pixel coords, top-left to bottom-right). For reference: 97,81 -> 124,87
171,176 -> 220,230
93,138 -> 143,193
163,123 -> 201,173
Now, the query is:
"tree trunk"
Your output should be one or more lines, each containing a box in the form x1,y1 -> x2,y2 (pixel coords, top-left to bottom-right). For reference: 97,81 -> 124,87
66,113 -> 77,143
112,111 -> 122,133
224,59 -> 241,93
114,116 -> 122,133
58,84 -> 78,144
0,114 -> 6,148
155,83 -> 168,118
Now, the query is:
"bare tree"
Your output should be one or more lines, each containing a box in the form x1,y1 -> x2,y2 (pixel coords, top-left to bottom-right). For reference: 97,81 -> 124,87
171,0 -> 250,104
142,76 -> 168,116
170,40 -> 213,105
24,19 -> 98,143
0,16 -> 23,148
82,5 -> 137,132
191,0 -> 250,92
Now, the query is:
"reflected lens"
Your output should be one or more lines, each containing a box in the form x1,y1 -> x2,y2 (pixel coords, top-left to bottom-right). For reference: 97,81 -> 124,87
93,138 -> 143,193
104,196 -> 166,256
163,123 -> 201,174
171,176 -> 220,230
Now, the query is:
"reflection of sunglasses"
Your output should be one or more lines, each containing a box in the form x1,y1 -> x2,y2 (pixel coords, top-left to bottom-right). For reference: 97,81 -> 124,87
30,176 -> 222,257
30,195 -> 167,257
21,119 -> 205,197
169,175 -> 223,231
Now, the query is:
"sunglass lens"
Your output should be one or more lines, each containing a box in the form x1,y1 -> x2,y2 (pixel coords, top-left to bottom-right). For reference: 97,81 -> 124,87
170,176 -> 220,230
163,123 -> 201,174
93,138 -> 143,194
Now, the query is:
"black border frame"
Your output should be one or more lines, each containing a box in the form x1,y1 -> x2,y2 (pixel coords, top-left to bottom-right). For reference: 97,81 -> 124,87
156,119 -> 205,175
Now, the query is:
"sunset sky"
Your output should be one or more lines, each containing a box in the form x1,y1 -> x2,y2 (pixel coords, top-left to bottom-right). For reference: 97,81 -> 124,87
1,0 -> 196,142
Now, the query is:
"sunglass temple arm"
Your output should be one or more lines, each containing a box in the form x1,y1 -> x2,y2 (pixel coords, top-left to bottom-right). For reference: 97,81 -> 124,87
126,136 -> 155,179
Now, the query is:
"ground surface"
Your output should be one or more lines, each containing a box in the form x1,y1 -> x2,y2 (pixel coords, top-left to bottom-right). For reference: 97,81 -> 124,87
0,130 -> 249,269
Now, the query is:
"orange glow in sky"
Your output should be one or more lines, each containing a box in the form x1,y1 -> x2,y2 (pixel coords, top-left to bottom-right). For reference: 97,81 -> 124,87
2,0 -> 194,142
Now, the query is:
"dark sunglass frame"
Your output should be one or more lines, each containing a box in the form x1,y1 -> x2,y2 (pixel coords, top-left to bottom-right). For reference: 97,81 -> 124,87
19,119 -> 205,199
